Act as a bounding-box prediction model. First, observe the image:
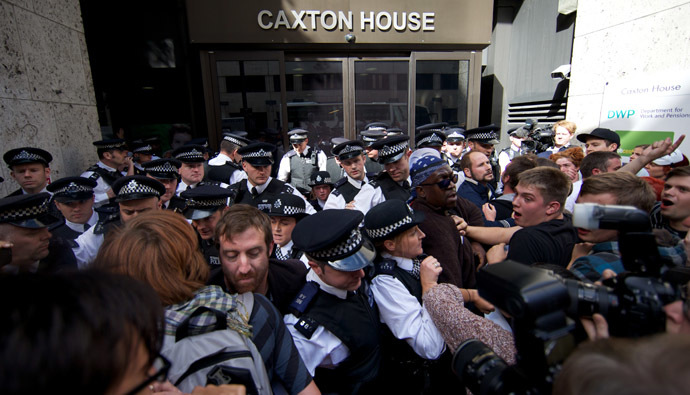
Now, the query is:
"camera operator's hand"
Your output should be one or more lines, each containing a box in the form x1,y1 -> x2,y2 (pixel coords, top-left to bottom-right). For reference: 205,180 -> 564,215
466,289 -> 495,314
581,313 -> 610,340
420,255 -> 442,294
486,243 -> 508,264
482,203 -> 496,221
450,215 -> 468,236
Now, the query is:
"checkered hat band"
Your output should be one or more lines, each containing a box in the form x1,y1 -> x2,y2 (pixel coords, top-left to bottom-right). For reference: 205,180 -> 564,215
419,134 -> 443,145
223,136 -> 246,146
338,145 -> 363,155
188,198 -> 227,208
282,205 -> 304,215
12,151 -> 43,162
118,180 -> 160,197
379,142 -> 409,158
175,149 -> 204,160
146,162 -> 178,173
0,201 -> 49,221
99,143 -> 126,149
54,183 -> 92,195
133,145 -> 153,153
309,228 -> 362,260
366,215 -> 413,239
243,149 -> 272,159
470,132 -> 497,140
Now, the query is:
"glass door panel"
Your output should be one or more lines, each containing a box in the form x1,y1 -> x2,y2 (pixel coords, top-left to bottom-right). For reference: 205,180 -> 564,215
285,60 -> 344,155
216,60 -> 282,140
415,60 -> 470,128
353,60 -> 409,134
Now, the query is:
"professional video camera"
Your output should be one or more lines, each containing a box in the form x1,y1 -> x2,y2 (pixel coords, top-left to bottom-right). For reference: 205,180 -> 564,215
453,203 -> 690,395
511,119 -> 554,154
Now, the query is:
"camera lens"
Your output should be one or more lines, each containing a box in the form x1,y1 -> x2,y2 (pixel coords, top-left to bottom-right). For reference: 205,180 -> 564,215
453,339 -> 510,395
563,279 -> 619,318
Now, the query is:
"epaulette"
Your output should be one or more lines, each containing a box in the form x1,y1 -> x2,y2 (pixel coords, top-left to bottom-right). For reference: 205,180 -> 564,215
284,149 -> 297,158
365,172 -> 377,179
334,177 -> 348,188
283,184 -> 295,194
373,258 -> 397,277
369,178 -> 381,188
290,281 -> 321,338
87,170 -> 101,181
331,188 -> 343,197
94,213 -> 120,235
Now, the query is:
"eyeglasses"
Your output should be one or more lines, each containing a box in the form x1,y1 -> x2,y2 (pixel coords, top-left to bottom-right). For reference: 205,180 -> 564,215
125,354 -> 171,395
419,173 -> 459,189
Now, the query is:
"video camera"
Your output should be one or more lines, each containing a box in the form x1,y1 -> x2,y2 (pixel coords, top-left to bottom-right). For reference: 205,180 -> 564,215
452,203 -> 689,395
511,119 -> 554,154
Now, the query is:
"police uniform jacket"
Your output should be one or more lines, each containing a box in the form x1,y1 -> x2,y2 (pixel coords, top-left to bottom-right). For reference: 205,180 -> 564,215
277,146 -> 327,192
352,172 -> 411,215
72,212 -> 120,269
323,174 -> 370,210
81,161 -> 126,207
284,270 -> 380,394
230,178 -> 317,215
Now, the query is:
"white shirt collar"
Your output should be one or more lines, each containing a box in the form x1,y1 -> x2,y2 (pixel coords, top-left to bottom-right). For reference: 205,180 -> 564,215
307,268 -> 348,299
97,161 -> 118,172
246,176 -> 272,194
279,240 -> 294,255
381,252 -> 414,271
65,210 -> 98,233
346,174 -> 368,189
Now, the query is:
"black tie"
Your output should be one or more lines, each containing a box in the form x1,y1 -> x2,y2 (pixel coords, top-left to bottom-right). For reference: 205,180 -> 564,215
83,223 -> 91,232
402,180 -> 410,190
251,187 -> 259,198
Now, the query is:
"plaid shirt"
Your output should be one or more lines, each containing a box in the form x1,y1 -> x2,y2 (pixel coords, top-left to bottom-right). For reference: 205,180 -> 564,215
571,240 -> 687,282
164,285 -> 251,337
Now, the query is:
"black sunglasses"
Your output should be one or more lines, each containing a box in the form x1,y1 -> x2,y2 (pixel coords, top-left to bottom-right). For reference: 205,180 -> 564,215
125,354 -> 171,395
419,173 -> 458,189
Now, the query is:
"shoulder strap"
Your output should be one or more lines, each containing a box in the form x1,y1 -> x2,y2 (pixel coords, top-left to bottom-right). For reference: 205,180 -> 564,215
235,292 -> 255,320
175,306 -> 228,342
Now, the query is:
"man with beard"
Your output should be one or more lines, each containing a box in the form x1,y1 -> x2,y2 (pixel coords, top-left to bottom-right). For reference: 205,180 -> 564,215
180,185 -> 234,271
458,151 -> 515,227
210,203 -> 308,315
464,125 -> 501,190
0,193 -> 76,274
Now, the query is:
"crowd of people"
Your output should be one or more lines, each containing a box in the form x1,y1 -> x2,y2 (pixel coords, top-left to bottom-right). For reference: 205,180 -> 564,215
1,120 -> 689,394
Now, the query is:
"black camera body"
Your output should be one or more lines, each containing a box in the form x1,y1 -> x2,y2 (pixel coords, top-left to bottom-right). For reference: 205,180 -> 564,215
454,203 -> 687,394
512,119 -> 554,154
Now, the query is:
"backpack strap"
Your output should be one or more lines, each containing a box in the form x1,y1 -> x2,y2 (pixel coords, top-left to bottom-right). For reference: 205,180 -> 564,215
175,306 -> 228,342
235,292 -> 255,321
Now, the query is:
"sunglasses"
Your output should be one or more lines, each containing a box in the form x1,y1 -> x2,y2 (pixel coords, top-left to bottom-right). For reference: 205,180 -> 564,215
419,173 -> 459,189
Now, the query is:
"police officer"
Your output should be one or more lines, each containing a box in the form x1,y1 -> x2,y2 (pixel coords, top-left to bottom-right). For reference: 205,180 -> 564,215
363,199 -> 446,393
0,193 -> 76,274
72,175 -> 165,268
81,139 -> 133,207
324,140 -> 372,210
46,177 -> 109,242
207,132 -> 250,185
277,129 -> 327,195
230,142 -> 317,214
444,128 -> 467,172
415,123 -> 451,164
141,158 -> 186,212
172,144 -> 227,195
360,128 -> 386,175
260,193 -> 309,266
307,171 -> 334,212
285,209 -> 381,394
130,141 -> 155,175
326,137 -> 347,182
3,147 -> 53,197
180,185 -> 234,271
353,135 -> 412,215
465,125 -> 502,190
